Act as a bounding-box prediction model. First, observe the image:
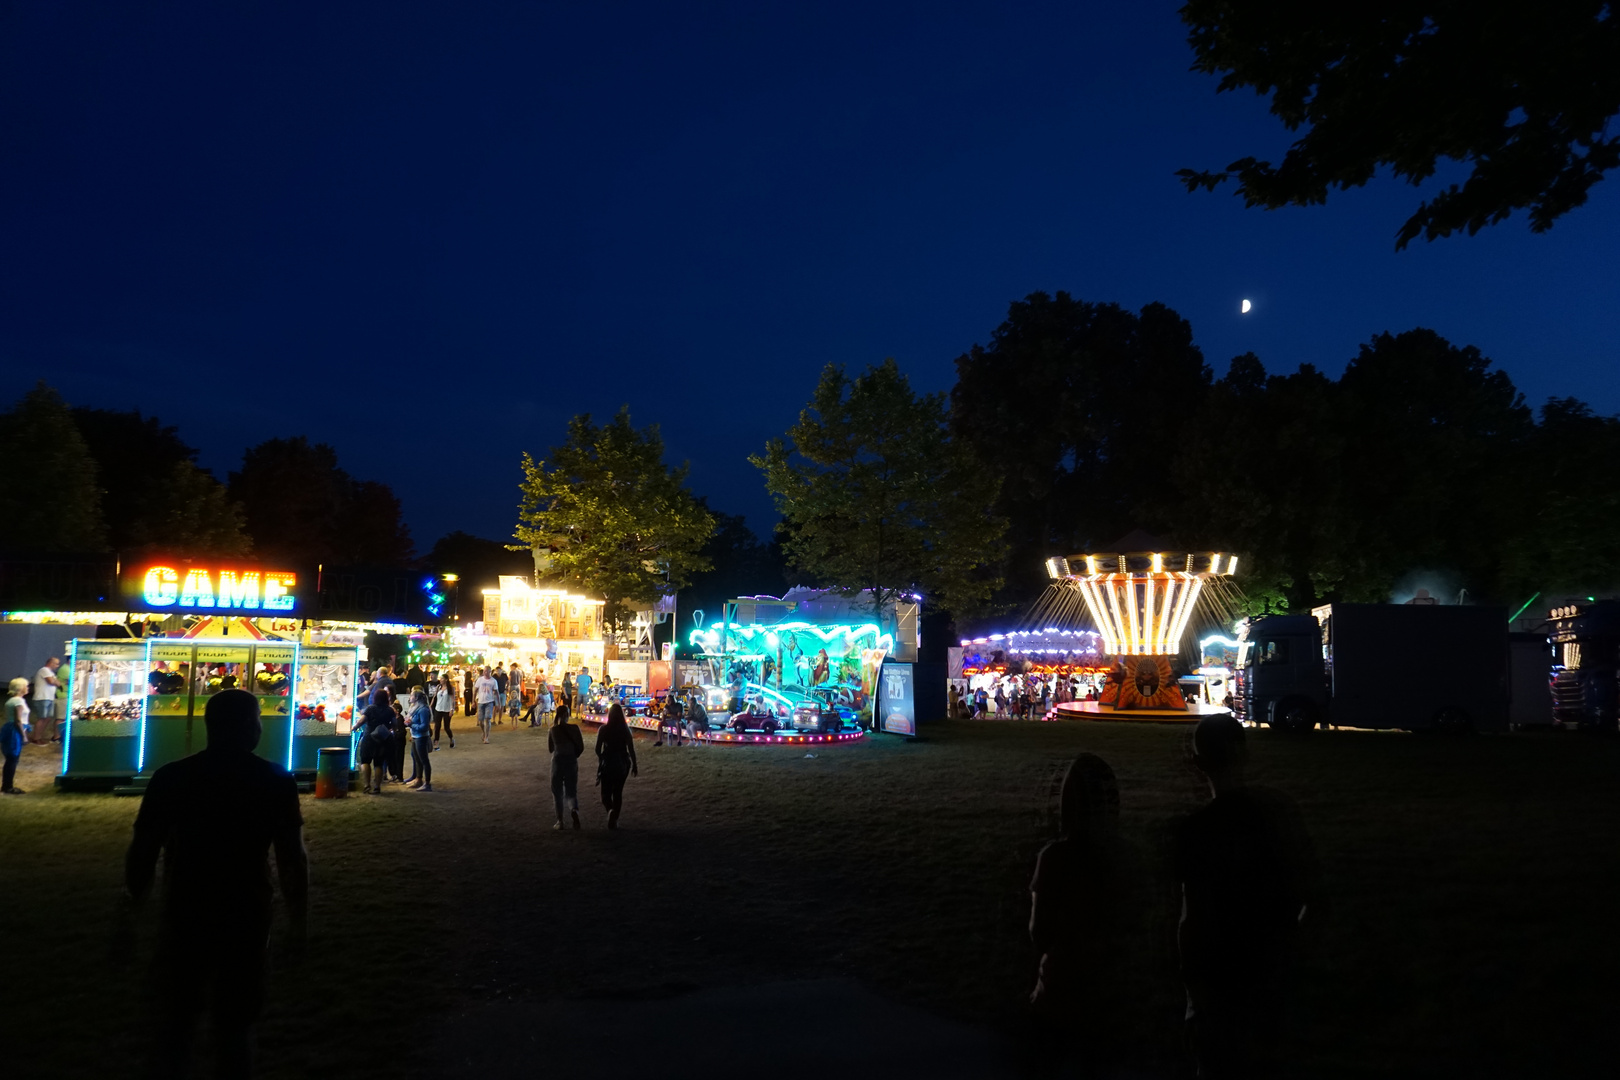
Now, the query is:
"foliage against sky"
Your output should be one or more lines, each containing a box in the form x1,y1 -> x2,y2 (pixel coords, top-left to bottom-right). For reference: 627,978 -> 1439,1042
515,407 -> 715,627
1179,1 -> 1620,247
754,359 -> 1005,619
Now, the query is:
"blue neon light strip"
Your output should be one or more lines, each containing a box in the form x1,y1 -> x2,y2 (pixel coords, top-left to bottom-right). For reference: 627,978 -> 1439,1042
60,640 -> 75,775
285,642 -> 299,771
136,637 -> 153,773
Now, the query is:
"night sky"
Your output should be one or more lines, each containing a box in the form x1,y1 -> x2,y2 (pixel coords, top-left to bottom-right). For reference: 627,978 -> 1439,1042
5,2 -> 1617,550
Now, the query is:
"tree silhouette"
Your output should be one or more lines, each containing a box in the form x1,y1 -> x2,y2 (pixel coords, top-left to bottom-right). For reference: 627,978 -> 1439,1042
756,359 -> 1005,620
0,382 -> 106,553
1178,2 -> 1620,247
514,407 -> 715,630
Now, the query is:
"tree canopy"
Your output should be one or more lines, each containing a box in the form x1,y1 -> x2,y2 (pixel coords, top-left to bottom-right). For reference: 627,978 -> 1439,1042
678,506 -> 788,625
1177,2 -> 1620,247
949,293 -> 1620,614
228,437 -> 414,566
1165,329 -> 1617,612
0,382 -> 106,553
72,407 -> 250,556
514,407 -> 715,628
755,358 -> 1006,619
950,293 -> 1211,598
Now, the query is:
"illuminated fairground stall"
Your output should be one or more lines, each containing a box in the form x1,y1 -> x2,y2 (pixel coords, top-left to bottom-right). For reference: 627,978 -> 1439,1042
425,576 -> 607,687
951,629 -> 1112,713
1042,548 -> 1240,723
0,557 -> 443,789
583,589 -> 918,744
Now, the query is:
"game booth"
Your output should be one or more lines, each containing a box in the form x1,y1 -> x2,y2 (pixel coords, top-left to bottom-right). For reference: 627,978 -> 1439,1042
580,589 -> 921,744
37,559 -> 442,790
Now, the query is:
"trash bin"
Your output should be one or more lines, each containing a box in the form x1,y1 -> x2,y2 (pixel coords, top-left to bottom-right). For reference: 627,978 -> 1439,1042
315,746 -> 350,798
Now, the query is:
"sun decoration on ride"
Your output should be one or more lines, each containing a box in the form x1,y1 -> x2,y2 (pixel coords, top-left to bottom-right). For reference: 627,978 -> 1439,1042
1109,655 -> 1186,711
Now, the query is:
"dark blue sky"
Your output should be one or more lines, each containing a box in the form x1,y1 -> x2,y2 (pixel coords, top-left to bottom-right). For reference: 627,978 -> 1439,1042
5,2 -> 1617,550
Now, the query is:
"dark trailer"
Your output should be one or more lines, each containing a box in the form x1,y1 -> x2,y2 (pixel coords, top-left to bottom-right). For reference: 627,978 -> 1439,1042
1237,603 -> 1509,733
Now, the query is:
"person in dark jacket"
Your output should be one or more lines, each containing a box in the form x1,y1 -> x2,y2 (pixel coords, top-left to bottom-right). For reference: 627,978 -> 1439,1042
123,689 -> 308,1079
387,693 -> 409,783
1175,715 -> 1319,1079
1028,752 -> 1130,1075
594,702 -> 638,830
358,687 -> 395,795
547,703 -> 585,830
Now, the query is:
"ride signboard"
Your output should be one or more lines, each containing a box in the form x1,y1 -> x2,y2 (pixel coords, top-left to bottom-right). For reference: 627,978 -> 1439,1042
879,661 -> 917,737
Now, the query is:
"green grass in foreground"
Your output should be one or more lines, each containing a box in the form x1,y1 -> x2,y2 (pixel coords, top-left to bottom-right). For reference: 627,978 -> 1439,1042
3,720 -> 1617,1078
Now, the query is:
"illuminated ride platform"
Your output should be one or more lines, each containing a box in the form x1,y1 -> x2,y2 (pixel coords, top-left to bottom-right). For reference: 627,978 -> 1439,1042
1048,700 -> 1229,725
577,707 -> 867,745
577,682 -> 869,746
1041,545 -> 1239,726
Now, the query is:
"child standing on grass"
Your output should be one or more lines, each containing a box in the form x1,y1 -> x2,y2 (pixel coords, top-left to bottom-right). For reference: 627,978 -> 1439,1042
3,677 -> 30,794
406,688 -> 434,791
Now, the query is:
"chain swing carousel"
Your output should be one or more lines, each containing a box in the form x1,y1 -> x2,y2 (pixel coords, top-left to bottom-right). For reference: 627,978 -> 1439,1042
1043,548 -> 1240,723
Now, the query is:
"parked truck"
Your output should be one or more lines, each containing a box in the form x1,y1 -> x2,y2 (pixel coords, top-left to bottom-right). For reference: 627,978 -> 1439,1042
1234,603 -> 1510,733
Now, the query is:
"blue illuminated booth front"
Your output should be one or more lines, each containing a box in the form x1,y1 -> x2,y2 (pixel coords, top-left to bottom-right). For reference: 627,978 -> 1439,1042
58,560 -> 362,788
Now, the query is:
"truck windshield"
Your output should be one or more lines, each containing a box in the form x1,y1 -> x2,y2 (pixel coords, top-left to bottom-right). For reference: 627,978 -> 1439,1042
1257,638 -> 1291,665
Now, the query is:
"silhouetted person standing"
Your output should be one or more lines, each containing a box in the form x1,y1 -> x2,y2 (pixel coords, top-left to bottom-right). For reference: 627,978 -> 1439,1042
1029,752 -> 1129,1077
547,703 -> 584,829
125,689 -> 308,1079
1175,716 -> 1317,1079
595,702 -> 638,829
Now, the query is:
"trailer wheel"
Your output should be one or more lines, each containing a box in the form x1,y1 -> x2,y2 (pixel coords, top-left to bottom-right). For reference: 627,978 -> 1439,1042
1434,708 -> 1474,735
1273,700 -> 1320,734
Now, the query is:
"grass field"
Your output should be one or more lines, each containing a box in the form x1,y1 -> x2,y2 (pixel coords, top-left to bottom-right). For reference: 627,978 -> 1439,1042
3,717 -> 1618,1078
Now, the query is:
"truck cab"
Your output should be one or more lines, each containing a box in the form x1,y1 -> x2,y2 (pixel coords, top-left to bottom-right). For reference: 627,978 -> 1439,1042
1234,615 -> 1326,731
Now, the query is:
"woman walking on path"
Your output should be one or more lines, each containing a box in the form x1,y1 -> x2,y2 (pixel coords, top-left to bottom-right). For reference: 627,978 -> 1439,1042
406,688 -> 434,791
358,687 -> 395,794
595,702 -> 638,830
433,671 -> 457,749
547,703 -> 584,830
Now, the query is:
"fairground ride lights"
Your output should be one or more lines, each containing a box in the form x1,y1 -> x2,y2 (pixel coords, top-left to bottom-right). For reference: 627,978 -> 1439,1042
3,611 -> 129,623
687,620 -> 895,654
142,566 -> 296,611
1049,550 -> 1239,657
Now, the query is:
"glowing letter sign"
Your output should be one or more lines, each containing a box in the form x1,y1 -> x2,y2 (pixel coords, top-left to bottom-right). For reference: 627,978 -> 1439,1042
143,566 -> 180,607
137,565 -> 298,613
217,571 -> 262,609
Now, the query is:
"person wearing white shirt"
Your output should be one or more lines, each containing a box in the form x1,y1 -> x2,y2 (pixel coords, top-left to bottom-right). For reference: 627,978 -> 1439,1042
474,668 -> 498,743
31,657 -> 61,745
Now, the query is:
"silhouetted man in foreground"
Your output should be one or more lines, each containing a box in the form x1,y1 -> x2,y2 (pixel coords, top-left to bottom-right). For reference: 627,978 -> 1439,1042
1175,716 -> 1317,1079
125,688 -> 309,1079
1029,752 -> 1130,1077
